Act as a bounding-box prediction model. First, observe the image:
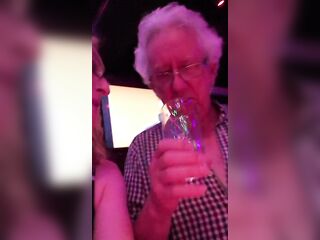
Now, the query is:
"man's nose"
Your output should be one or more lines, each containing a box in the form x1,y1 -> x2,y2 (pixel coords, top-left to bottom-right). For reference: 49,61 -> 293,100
171,71 -> 186,93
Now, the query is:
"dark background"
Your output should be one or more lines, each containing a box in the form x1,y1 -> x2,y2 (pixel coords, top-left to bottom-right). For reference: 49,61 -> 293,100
91,0 -> 228,89
31,0 -> 319,91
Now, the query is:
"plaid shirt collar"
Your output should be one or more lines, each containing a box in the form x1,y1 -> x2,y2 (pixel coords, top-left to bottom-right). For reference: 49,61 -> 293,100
213,101 -> 228,127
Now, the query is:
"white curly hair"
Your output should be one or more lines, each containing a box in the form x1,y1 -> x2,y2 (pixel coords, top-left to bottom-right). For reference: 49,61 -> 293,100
134,2 -> 223,86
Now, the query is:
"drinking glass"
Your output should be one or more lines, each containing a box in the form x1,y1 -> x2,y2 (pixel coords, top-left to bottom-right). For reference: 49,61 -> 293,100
161,98 -> 204,182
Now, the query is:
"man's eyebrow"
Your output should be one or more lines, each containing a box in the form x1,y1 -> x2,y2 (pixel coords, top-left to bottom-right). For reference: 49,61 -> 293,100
152,64 -> 171,72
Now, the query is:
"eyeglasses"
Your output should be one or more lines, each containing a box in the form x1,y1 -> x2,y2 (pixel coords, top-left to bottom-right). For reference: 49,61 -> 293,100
150,58 -> 208,88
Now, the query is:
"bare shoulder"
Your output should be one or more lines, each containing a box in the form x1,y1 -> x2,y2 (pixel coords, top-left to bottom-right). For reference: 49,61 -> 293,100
95,161 -> 125,189
94,160 -> 126,208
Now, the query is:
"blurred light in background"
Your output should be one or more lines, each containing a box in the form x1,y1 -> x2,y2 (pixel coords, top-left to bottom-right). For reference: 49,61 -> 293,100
217,0 -> 225,7
37,35 -> 91,187
106,85 -> 162,148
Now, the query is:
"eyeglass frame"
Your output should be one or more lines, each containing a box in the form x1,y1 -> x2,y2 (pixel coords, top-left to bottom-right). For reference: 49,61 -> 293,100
149,58 -> 209,88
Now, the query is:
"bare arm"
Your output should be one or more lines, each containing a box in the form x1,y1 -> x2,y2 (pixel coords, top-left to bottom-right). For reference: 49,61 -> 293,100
94,161 -> 134,240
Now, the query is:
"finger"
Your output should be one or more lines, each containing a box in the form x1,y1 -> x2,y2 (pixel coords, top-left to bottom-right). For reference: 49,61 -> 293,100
157,151 -> 204,170
155,139 -> 194,157
159,165 -> 210,184
167,184 -> 207,199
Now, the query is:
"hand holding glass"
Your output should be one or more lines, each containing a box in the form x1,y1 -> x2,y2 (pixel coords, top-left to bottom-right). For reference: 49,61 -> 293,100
161,98 -> 204,182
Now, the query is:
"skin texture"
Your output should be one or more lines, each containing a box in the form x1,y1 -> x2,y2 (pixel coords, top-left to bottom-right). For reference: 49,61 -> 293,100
94,161 -> 134,240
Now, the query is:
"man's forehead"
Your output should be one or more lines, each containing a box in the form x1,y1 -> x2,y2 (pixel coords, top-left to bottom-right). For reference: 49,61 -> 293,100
148,27 -> 198,48
147,30 -> 204,66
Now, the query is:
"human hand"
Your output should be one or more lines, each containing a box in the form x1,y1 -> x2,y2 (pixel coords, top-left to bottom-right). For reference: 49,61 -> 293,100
148,139 -> 210,216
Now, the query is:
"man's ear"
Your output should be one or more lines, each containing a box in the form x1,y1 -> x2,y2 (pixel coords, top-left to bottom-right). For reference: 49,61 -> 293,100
149,81 -> 165,102
150,84 -> 161,99
209,63 -> 218,77
148,80 -> 153,89
208,63 -> 218,86
148,81 -> 155,93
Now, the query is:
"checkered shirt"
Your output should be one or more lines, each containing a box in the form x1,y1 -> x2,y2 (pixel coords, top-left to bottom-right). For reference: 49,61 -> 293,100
124,103 -> 228,240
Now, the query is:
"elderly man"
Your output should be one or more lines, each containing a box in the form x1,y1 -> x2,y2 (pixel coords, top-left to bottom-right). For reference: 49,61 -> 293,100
124,3 -> 227,240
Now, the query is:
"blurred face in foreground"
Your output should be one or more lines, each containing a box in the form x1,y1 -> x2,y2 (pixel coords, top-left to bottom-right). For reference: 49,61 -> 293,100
0,9 -> 38,82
